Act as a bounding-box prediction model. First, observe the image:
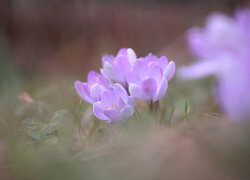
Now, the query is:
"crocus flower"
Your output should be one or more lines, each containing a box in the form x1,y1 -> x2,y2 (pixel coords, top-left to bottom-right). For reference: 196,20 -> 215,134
93,84 -> 135,123
178,9 -> 250,120
126,55 -> 173,104
100,48 -> 137,87
143,53 -> 176,81
75,71 -> 111,104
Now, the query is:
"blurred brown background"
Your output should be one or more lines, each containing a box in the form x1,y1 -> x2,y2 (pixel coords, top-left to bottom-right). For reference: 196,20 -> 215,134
0,0 -> 249,77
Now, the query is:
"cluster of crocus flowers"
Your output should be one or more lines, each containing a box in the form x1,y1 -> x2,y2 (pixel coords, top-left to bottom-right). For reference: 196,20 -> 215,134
75,48 -> 175,122
178,9 -> 250,121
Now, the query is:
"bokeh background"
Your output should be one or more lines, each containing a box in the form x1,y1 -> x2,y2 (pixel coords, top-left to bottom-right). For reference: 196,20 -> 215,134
1,0 -> 250,180
1,0 -> 248,76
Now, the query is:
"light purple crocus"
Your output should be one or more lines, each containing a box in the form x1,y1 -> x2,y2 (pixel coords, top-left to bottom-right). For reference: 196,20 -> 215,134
75,71 -> 111,104
143,53 -> 176,81
93,84 -> 135,123
126,54 -> 175,103
100,48 -> 137,87
178,9 -> 250,120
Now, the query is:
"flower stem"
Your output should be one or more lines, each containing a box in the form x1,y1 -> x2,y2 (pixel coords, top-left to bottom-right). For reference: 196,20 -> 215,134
184,100 -> 189,123
149,101 -> 159,113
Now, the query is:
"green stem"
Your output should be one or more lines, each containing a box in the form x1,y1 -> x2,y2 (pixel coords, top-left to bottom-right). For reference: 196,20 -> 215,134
149,101 -> 160,123
169,107 -> 175,127
149,103 -> 153,112
149,101 -> 159,113
185,100 -> 189,123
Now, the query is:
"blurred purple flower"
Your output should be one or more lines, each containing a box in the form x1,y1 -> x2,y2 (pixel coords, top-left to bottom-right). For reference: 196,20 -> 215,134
75,71 -> 111,104
178,9 -> 250,120
126,54 -> 175,103
100,48 -> 137,87
93,84 -> 135,123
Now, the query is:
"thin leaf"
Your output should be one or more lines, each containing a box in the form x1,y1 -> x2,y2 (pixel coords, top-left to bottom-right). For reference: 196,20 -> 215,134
185,100 -> 190,122
159,105 -> 167,125
169,107 -> 175,127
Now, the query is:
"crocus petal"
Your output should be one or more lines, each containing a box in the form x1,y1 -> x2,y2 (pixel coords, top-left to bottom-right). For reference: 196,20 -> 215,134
117,48 -> 127,56
206,13 -> 244,54
87,71 -> 98,84
101,61 -> 115,80
121,105 -> 134,119
236,9 -> 250,47
127,48 -> 137,65
153,77 -> 168,102
102,54 -> 115,64
117,96 -> 126,109
188,28 -> 209,58
145,53 -> 157,64
113,55 -> 131,82
141,78 -> 157,102
206,13 -> 236,38
129,83 -> 148,101
93,102 -> 110,121
104,109 -> 122,121
101,91 -> 119,107
163,61 -> 176,80
113,83 -> 128,104
87,70 -> 110,87
178,60 -> 219,80
148,62 -> 162,81
90,84 -> 104,102
126,71 -> 141,85
74,81 -> 93,104
128,96 -> 135,108
133,60 -> 148,80
156,56 -> 168,69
